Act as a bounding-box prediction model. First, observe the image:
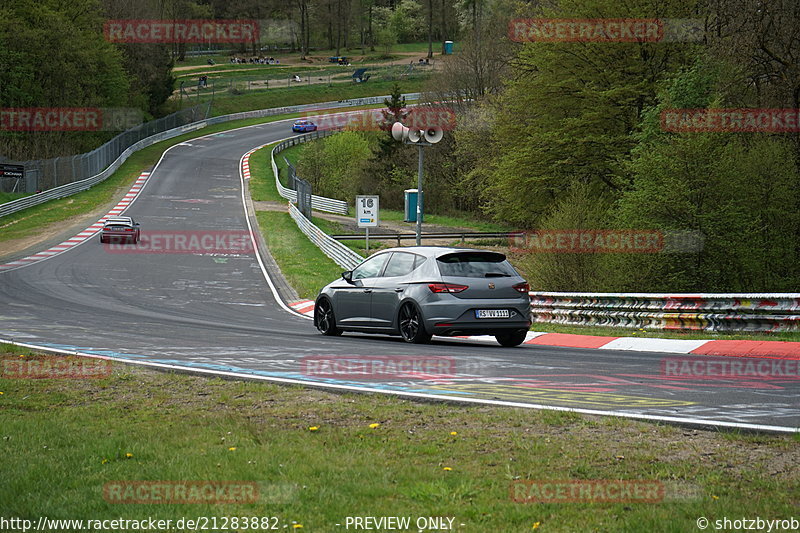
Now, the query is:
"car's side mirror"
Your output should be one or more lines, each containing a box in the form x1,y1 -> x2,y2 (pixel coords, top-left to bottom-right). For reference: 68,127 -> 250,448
341,271 -> 353,284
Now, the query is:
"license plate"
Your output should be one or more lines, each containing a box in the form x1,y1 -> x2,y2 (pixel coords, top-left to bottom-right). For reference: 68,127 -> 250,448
475,309 -> 510,319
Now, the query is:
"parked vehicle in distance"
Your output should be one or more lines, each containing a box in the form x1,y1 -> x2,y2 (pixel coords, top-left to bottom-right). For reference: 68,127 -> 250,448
314,247 -> 532,346
100,216 -> 140,244
292,119 -> 317,133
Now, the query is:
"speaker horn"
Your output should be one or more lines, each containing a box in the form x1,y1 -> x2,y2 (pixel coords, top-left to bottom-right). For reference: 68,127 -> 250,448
391,122 -> 409,141
407,129 -> 423,143
423,126 -> 444,144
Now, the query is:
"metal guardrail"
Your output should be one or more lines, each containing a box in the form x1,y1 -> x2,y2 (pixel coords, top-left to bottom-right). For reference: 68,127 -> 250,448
271,130 -> 349,215
288,203 -> 364,270
1,104 -> 211,196
530,292 -> 800,333
332,231 -> 523,245
0,93 -> 421,219
0,119 -> 209,218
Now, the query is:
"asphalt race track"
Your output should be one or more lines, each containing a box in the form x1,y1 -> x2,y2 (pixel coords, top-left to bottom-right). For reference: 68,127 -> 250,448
1,118 -> 798,433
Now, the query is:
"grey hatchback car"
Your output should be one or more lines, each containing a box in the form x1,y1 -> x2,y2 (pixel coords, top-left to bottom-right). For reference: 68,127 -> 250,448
314,247 -> 532,346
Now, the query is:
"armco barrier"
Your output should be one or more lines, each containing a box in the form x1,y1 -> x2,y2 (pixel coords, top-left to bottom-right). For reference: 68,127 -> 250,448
270,130 -> 349,215
0,93 -> 421,218
288,203 -> 363,270
530,292 -> 800,333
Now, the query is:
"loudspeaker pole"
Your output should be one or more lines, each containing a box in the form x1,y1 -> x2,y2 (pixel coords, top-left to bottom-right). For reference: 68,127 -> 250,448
416,143 -> 424,246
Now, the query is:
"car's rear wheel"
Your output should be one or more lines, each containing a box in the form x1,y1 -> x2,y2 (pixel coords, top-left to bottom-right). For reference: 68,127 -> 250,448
495,329 -> 528,347
315,298 -> 341,336
398,303 -> 431,344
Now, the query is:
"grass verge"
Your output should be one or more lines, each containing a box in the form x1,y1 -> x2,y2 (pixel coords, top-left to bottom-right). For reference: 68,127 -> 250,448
202,79 -> 426,117
255,211 -> 343,299
0,346 -> 797,531
249,143 -> 285,203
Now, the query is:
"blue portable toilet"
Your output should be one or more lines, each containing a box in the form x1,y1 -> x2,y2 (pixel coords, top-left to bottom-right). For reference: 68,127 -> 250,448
444,41 -> 454,54
404,189 -> 424,222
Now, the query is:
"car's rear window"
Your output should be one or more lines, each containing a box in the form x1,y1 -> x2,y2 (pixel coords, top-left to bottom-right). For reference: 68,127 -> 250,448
436,252 -> 517,278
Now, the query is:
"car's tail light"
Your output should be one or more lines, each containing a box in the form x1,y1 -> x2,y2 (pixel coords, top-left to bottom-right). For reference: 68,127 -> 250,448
125,228 -> 134,231
428,283 -> 468,293
513,282 -> 530,294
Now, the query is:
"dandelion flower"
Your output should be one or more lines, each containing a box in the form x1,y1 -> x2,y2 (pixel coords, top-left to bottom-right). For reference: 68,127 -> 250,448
293,525 -> 303,529
533,523 -> 541,530
443,466 -> 452,471
125,453 -> 133,459
308,426 -> 319,431
101,458 -> 108,464
228,447 -> 237,451
450,431 -> 457,436
369,423 -> 380,429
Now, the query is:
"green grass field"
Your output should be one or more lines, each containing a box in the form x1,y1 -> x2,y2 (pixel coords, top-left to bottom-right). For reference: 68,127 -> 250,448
200,78 -> 426,117
1,346 -> 797,531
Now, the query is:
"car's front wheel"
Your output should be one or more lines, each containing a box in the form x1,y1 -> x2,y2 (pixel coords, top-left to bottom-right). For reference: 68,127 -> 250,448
398,303 -> 431,344
495,329 -> 528,347
315,298 -> 341,336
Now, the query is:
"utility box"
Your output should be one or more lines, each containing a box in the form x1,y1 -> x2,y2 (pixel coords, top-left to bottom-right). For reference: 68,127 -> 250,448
404,189 -> 424,222
444,41 -> 454,54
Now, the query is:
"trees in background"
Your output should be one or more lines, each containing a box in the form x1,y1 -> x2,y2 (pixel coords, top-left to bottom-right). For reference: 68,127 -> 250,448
414,0 -> 800,291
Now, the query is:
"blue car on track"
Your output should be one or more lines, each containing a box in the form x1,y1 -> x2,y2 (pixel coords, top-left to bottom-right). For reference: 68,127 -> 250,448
292,120 -> 317,133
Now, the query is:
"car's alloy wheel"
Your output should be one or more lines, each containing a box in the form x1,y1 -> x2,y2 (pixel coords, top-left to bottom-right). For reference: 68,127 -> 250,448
398,303 -> 431,344
495,329 -> 528,347
315,298 -> 341,336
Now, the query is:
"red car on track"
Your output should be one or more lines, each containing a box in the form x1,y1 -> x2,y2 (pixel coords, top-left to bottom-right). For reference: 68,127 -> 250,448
99,216 -> 140,244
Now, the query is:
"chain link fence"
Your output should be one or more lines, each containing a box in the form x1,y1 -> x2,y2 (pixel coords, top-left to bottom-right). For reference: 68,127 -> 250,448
1,103 -> 211,194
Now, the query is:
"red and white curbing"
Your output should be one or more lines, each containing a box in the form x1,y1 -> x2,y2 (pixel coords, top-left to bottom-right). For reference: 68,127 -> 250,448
241,147 -> 257,180
290,299 -> 316,317
0,172 -> 151,273
288,300 -> 800,358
